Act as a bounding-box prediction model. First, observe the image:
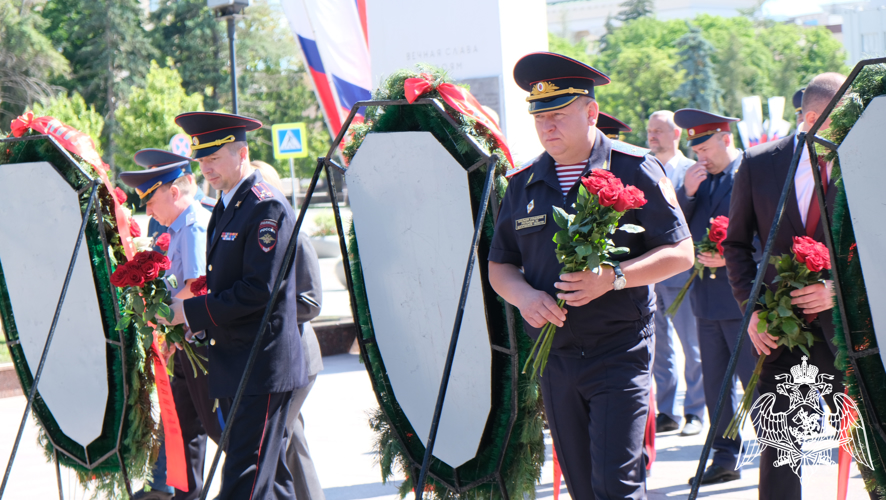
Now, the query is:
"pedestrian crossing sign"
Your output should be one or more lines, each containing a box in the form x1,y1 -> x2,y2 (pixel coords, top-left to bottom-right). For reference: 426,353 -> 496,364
271,122 -> 308,159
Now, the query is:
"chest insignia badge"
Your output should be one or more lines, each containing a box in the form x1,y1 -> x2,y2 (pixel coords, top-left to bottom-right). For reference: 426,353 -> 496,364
235,200 -> 242,208
527,200 -> 534,214
526,173 -> 534,185
258,219 -> 278,253
516,214 -> 546,230
221,232 -> 238,241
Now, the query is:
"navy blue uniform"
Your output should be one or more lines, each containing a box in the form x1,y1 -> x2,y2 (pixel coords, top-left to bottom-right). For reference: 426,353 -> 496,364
490,130 -> 691,499
183,169 -> 306,500
677,155 -> 756,472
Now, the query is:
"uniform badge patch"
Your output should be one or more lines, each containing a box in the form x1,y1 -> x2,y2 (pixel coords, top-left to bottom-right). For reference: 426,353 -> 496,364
251,182 -> 274,201
527,200 -> 534,214
221,232 -> 238,241
258,219 -> 277,252
659,177 -> 678,208
516,214 -> 546,230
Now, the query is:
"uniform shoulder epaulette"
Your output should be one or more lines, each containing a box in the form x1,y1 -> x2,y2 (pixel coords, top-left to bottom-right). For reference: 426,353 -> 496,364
611,140 -> 651,158
505,152 -> 545,179
251,182 -> 275,201
200,196 -> 217,208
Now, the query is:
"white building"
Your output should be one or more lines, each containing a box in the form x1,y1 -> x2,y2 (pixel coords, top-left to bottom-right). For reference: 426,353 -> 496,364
548,0 -> 759,42
842,1 -> 886,64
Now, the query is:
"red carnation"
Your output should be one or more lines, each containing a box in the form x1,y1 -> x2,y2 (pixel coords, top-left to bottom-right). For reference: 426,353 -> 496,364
597,178 -> 624,207
129,218 -> 141,237
156,233 -> 170,253
613,185 -> 647,212
190,276 -> 208,296
114,187 -> 128,205
792,236 -> 831,273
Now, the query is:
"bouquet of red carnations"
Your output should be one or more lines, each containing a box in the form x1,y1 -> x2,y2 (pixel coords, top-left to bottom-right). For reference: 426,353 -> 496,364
523,169 -> 647,378
665,216 -> 729,317
110,250 -> 207,377
724,236 -> 831,439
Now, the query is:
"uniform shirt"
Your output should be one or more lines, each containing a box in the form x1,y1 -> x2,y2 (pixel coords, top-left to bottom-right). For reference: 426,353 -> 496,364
147,188 -> 215,252
489,131 -> 691,356
222,176 -> 249,209
793,135 -> 832,227
166,202 -> 211,296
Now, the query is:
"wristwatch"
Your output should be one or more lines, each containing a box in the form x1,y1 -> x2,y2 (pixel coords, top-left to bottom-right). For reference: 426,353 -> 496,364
612,262 -> 627,291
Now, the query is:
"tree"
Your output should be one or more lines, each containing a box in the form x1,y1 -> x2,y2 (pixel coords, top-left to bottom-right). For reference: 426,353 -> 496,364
30,91 -> 105,152
41,0 -> 157,171
673,24 -> 723,113
115,60 -> 204,170
616,0 -> 654,22
0,0 -> 69,123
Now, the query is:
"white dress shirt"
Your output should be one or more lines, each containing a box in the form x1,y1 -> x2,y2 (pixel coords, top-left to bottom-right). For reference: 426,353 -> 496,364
794,135 -> 831,227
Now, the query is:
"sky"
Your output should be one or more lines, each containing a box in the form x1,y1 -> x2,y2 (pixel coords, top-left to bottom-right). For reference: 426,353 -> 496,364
761,0 -> 859,17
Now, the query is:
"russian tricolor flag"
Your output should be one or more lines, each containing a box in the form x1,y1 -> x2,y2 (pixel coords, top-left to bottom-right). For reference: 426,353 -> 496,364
282,0 -> 372,137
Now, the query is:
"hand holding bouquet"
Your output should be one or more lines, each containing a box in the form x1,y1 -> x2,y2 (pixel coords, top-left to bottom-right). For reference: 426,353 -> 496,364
724,236 -> 831,439
665,216 -> 729,317
110,250 -> 208,377
523,169 -> 647,378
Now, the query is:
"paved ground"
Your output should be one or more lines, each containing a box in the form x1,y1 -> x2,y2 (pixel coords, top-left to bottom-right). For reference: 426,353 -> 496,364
2,210 -> 869,499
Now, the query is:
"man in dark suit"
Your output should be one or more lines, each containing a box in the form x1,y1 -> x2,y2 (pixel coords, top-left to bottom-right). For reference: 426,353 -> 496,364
165,112 -> 307,500
724,72 -> 845,500
674,109 -> 757,486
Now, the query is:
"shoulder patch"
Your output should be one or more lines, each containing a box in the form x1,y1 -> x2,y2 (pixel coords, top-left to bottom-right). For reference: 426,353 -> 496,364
659,176 -> 678,209
611,140 -> 651,158
251,182 -> 274,201
258,219 -> 277,253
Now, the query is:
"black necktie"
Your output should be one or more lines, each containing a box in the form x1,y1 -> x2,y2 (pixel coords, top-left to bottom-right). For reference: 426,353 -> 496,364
708,172 -> 723,196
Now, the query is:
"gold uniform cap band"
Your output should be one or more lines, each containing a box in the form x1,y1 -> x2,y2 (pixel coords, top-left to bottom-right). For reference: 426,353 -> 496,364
191,134 -> 236,151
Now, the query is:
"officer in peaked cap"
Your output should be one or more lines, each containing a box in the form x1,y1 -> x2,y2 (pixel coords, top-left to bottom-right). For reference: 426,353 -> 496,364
673,109 -> 756,487
793,88 -> 805,124
489,52 -> 694,499
597,112 -> 632,140
162,111 -> 306,500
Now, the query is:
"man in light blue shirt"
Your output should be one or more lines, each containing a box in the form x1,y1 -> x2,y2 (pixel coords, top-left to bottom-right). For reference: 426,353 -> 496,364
647,111 -> 706,437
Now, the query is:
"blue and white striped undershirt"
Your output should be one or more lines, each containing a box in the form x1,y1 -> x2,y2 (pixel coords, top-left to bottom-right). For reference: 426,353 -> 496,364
554,161 -> 588,196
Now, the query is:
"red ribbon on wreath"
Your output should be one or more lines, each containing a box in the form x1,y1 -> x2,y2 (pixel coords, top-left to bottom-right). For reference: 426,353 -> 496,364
151,338 -> 189,491
10,112 -> 135,259
403,74 -> 514,168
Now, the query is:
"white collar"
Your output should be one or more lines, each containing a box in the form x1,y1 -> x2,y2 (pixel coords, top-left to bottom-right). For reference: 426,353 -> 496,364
222,175 -> 249,208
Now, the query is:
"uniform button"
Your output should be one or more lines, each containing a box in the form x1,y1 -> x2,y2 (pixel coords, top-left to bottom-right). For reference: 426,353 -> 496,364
207,289 -> 211,294
208,265 -> 213,271
210,339 -> 216,346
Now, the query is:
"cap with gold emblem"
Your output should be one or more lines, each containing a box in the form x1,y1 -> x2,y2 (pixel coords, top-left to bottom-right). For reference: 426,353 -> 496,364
513,52 -> 610,115
174,112 -> 262,159
674,109 -> 739,146
793,88 -> 805,114
597,112 -> 631,140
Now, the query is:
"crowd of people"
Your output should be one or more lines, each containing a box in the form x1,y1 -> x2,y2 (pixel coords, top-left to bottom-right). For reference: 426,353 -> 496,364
116,49 -> 851,500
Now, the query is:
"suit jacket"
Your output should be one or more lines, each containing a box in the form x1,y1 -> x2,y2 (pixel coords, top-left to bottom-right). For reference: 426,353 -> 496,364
660,153 -> 696,288
723,135 -> 838,360
677,155 -> 743,320
295,232 -> 323,377
183,170 -> 307,398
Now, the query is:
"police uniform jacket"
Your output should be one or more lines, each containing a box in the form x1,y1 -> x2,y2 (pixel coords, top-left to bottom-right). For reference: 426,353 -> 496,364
723,135 -> 838,361
183,170 -> 307,398
677,154 -> 744,321
489,130 -> 691,356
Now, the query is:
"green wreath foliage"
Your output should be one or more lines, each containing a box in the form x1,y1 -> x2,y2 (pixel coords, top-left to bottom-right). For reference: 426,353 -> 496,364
826,63 -> 886,498
341,66 -> 545,499
0,133 -> 159,498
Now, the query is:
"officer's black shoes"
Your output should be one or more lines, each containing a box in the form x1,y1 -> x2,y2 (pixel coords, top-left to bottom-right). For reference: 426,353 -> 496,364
681,414 -> 703,436
688,464 -> 741,486
655,413 -> 679,433
131,489 -> 174,500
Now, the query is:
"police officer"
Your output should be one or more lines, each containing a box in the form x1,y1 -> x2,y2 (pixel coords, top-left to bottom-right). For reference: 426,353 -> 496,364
123,150 -> 221,500
139,149 -> 217,252
673,109 -> 756,486
596,112 -> 631,140
487,52 -> 695,499
165,111 -> 307,500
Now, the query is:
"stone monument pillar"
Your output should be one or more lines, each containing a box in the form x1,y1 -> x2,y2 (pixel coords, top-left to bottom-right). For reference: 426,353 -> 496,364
367,0 -> 548,166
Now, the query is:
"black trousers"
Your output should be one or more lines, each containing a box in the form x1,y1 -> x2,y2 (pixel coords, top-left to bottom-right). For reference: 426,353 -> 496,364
216,391 -> 295,500
171,345 -> 222,500
696,318 -> 756,470
756,333 -> 841,500
539,336 -> 652,500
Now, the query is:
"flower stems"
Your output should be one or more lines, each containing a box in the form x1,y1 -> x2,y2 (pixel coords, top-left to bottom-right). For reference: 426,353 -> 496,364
724,354 -> 766,440
522,299 -> 566,379
665,265 -> 700,318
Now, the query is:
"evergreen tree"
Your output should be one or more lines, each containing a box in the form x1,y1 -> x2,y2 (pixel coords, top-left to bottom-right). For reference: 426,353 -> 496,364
41,0 -> 157,172
673,24 -> 723,113
616,0 -> 654,22
0,0 -> 69,123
